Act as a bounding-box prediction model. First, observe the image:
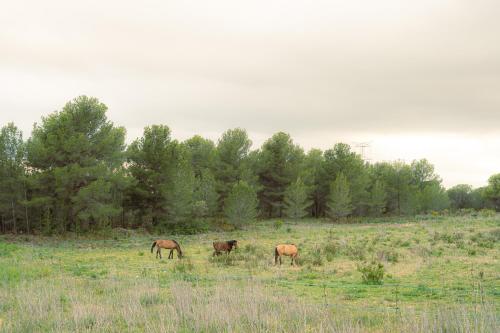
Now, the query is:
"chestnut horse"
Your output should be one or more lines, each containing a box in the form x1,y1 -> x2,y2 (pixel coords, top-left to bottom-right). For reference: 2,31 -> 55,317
275,244 -> 298,266
213,240 -> 238,256
151,240 -> 183,259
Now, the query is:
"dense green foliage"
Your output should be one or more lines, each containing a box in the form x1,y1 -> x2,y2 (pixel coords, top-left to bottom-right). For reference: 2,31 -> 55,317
224,181 -> 258,227
0,96 -> 498,233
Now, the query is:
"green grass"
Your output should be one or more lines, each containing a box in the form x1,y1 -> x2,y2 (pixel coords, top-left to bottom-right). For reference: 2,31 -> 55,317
0,215 -> 499,332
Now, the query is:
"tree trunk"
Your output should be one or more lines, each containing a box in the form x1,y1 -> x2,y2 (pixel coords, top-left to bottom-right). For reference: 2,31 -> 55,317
24,189 -> 30,234
11,200 -> 17,234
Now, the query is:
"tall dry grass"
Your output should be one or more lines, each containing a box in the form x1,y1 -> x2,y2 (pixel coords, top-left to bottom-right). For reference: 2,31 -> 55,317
0,276 -> 497,332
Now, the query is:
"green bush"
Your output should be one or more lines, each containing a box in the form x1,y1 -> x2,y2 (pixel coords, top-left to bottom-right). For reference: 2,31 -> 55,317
0,242 -> 20,257
322,242 -> 338,262
209,253 -> 237,266
172,259 -> 194,273
140,293 -> 162,306
376,249 -> 399,263
309,250 -> 323,266
346,243 -> 367,261
274,219 -> 284,230
357,261 -> 385,285
479,209 -> 496,217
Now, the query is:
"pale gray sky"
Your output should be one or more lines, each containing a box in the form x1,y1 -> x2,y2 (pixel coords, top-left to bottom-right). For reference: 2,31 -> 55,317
1,0 -> 499,187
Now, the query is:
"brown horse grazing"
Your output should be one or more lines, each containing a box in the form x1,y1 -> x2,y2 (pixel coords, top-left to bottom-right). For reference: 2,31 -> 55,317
151,240 -> 183,259
275,244 -> 298,266
213,240 -> 238,256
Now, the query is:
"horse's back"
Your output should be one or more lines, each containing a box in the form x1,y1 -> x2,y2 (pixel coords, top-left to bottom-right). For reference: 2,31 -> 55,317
157,239 -> 177,249
276,244 -> 298,256
213,241 -> 227,251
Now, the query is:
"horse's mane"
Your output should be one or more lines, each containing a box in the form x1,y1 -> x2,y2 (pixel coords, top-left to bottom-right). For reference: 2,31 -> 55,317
171,239 -> 180,247
229,240 -> 237,245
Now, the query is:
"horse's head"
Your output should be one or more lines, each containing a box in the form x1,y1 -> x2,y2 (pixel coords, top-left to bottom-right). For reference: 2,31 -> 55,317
230,240 -> 238,249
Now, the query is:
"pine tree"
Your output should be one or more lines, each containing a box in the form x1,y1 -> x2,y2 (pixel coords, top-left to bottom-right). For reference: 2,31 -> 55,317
214,128 -> 253,210
326,172 -> 353,220
0,123 -> 26,233
26,96 -> 126,232
283,178 -> 311,219
166,157 -> 195,228
126,124 -> 177,226
257,132 -> 304,217
368,180 -> 387,216
193,169 -> 218,217
224,181 -> 258,227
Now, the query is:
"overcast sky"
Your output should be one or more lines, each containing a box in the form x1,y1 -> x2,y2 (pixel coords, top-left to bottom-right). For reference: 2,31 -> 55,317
1,0 -> 499,187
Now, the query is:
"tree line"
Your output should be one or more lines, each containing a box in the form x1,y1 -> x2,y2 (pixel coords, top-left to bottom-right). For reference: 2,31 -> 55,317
0,96 -> 498,234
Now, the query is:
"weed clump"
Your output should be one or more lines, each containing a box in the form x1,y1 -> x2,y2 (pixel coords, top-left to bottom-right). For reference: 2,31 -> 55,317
357,261 -> 385,285
274,219 -> 284,230
173,259 -> 194,273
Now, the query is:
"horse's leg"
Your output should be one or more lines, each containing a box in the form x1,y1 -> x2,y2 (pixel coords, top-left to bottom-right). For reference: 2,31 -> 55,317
279,255 -> 282,266
156,248 -> 159,259
159,248 -> 162,259
169,249 -> 173,259
213,250 -> 217,257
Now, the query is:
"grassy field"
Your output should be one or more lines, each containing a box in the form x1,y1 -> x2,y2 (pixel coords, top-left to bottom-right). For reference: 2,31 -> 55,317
0,215 -> 499,332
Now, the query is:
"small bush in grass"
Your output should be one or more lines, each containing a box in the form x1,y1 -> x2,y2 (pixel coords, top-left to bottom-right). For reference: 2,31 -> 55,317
210,253 -> 237,266
377,249 -> 399,263
470,230 -> 498,248
274,219 -> 284,230
309,250 -> 323,266
244,244 -> 258,254
357,261 -> 385,285
347,243 -> 367,260
140,293 -> 162,306
0,243 -> 20,257
173,259 -> 194,273
323,242 -> 338,261
80,315 -> 97,330
467,247 -> 477,256
479,209 -> 496,217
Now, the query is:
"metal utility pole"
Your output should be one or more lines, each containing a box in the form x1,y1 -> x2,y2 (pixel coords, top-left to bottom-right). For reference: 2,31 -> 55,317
354,141 -> 371,162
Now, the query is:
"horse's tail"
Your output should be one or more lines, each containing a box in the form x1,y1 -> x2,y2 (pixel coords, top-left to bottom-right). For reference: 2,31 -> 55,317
151,241 -> 157,253
274,246 -> 279,264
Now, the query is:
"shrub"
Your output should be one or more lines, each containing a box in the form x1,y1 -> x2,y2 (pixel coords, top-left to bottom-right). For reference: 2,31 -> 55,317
346,243 -> 367,260
140,293 -> 162,306
309,250 -> 323,266
173,259 -> 194,273
479,209 -> 496,217
323,242 -> 338,262
274,219 -> 284,230
357,261 -> 385,285
0,243 -> 20,257
377,249 -> 399,263
209,253 -> 237,266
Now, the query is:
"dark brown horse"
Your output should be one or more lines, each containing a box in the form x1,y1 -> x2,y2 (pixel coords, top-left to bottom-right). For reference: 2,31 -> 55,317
275,244 -> 298,266
151,240 -> 183,259
213,240 -> 238,256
